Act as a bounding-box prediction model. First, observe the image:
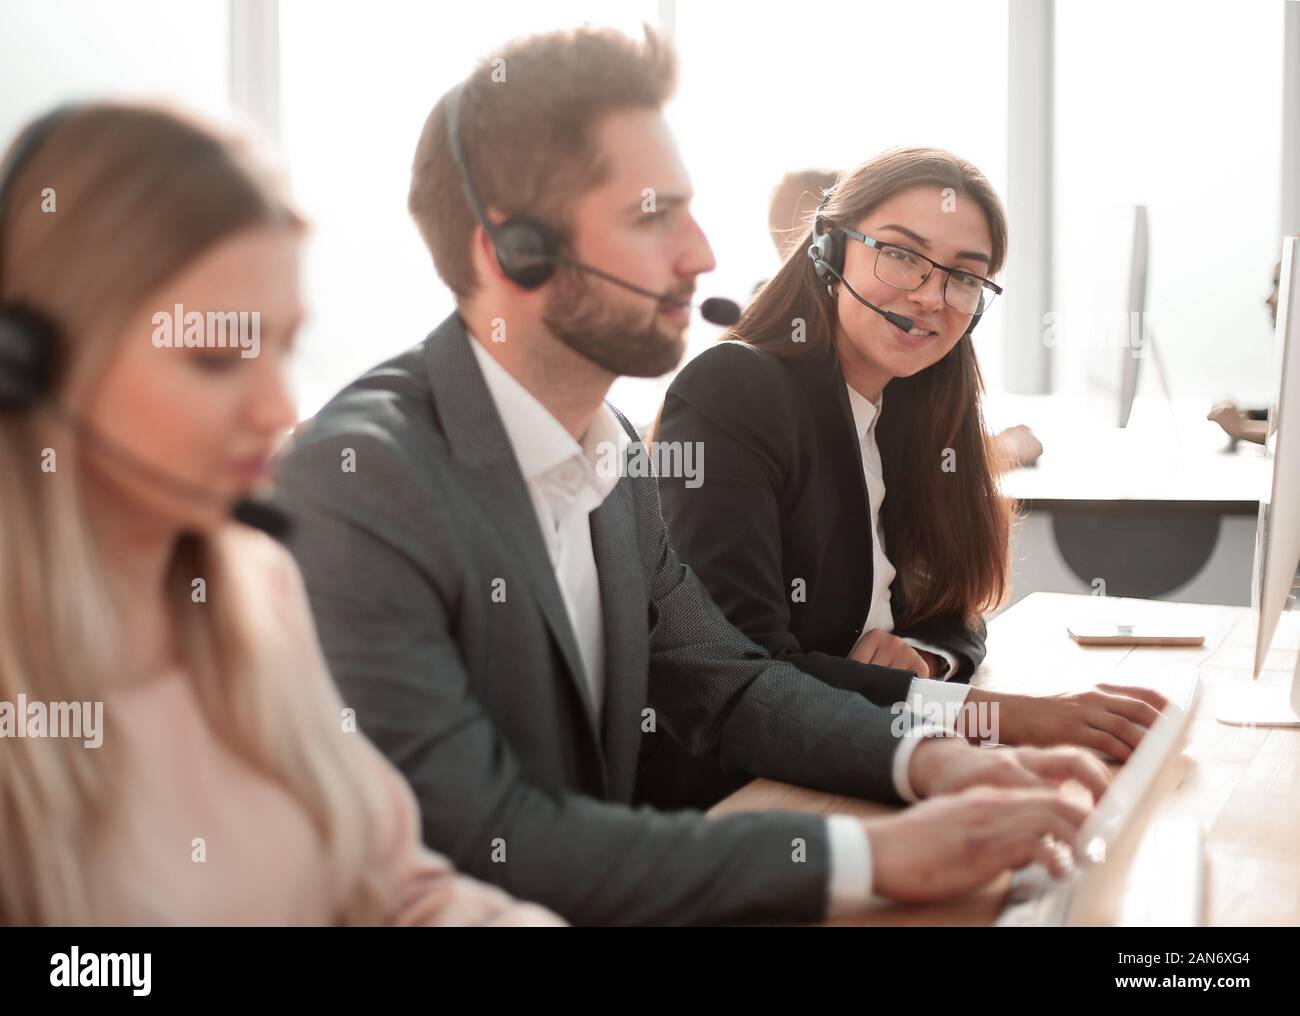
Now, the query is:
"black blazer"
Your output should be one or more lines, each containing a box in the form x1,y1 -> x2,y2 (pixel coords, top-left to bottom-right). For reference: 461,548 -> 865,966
659,338 -> 986,684
640,339 -> 987,810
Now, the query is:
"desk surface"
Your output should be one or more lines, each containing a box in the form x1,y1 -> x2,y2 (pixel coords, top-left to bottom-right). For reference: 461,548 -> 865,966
707,592 -> 1300,926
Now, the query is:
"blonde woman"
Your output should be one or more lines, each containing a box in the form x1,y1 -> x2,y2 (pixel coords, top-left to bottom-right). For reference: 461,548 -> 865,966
0,102 -> 562,926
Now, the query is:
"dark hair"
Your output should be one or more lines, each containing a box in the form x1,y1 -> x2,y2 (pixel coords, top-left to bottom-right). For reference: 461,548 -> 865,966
408,24 -> 676,299
737,146 -> 1011,626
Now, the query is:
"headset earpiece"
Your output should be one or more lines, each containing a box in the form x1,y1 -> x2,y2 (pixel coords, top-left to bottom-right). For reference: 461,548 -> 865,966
0,305 -> 59,411
445,83 -> 563,292
0,105 -> 80,413
492,215 -> 559,289
807,194 -> 846,291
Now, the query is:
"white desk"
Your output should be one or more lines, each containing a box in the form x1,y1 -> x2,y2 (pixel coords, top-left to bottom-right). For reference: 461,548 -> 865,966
985,394 -> 1269,606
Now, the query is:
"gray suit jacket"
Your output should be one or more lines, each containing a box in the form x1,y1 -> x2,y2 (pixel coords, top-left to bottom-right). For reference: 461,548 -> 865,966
273,312 -> 912,925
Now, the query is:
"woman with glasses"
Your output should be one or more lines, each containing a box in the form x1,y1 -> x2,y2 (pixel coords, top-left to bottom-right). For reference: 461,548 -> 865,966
641,148 -> 1165,809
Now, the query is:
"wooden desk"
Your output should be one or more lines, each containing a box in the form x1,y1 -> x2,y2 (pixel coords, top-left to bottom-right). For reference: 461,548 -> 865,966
708,592 -> 1300,925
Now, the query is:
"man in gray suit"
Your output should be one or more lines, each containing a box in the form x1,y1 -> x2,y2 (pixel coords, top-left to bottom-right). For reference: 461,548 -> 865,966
273,26 -> 1106,925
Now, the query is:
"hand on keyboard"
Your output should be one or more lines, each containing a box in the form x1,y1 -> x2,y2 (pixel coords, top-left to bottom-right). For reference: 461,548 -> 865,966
863,786 -> 1088,903
989,683 -> 1168,760
909,737 -> 1111,802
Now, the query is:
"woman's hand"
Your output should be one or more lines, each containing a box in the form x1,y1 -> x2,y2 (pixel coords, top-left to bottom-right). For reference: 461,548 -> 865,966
982,684 -> 1170,759
849,628 -> 930,676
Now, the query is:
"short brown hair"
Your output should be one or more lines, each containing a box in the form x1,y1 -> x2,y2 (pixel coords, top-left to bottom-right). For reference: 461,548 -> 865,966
408,25 -> 676,299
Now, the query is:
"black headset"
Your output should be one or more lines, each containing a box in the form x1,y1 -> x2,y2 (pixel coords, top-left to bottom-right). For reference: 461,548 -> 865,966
807,192 -> 984,339
806,196 -> 847,288
444,82 -> 564,290
0,105 -> 78,412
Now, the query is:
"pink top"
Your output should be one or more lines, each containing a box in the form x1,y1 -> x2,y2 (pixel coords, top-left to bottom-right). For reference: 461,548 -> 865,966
79,528 -> 563,927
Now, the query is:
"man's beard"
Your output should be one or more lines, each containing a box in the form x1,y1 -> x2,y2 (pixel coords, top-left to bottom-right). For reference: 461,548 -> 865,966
541,265 -> 688,378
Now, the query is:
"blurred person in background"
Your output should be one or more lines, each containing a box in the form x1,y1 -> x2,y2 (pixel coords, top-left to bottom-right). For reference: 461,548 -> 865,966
0,102 -> 562,926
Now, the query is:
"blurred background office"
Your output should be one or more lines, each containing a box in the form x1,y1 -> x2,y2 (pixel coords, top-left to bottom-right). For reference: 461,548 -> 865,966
3,0 -> 1297,607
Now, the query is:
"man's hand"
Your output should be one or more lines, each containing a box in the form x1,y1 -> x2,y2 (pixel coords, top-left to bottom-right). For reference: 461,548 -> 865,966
907,736 -> 1111,802
850,629 -> 929,676
864,786 -> 1086,902
976,684 -> 1168,760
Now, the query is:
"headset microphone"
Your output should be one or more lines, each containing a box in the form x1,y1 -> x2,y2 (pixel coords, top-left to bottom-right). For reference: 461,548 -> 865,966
809,254 -> 917,333
49,403 -> 293,540
547,253 -> 740,326
231,496 -> 292,539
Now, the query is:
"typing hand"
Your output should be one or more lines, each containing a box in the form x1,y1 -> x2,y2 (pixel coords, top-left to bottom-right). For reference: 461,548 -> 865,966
908,736 -> 1111,803
864,786 -> 1085,902
991,683 -> 1168,761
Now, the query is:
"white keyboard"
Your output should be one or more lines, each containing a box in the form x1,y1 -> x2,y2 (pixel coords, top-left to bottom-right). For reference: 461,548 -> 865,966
995,864 -> 1079,927
995,816 -> 1205,926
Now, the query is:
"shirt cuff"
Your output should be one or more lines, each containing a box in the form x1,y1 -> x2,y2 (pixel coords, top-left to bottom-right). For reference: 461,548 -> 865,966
907,677 -> 978,744
824,815 -> 875,915
892,700 -> 964,803
901,637 -> 959,680
907,676 -> 972,710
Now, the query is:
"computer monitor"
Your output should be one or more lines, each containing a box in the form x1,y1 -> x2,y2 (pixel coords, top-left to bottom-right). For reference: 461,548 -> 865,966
1118,205 -> 1149,428
1218,235 -> 1300,726
1083,205 -> 1150,427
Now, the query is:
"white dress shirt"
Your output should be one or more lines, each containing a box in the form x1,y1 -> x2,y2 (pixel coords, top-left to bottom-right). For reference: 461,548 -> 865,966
844,382 -> 971,719
468,332 -> 917,915
469,335 -> 625,716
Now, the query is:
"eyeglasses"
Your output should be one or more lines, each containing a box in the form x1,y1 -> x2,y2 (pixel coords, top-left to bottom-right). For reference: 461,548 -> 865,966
839,227 -> 1003,316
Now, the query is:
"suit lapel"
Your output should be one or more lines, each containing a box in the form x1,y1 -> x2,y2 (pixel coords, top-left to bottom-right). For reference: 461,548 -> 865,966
588,459 -> 649,803
788,341 -> 873,533
424,314 -> 602,746
786,341 -> 878,620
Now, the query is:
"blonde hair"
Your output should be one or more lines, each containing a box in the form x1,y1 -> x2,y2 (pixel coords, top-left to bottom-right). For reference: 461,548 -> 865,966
0,102 -> 383,923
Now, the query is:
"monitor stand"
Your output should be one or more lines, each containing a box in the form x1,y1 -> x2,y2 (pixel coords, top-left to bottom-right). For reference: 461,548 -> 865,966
1215,683 -> 1300,727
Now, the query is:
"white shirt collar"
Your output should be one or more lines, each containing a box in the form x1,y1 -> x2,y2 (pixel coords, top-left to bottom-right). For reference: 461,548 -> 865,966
467,331 -> 628,504
845,382 -> 885,442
